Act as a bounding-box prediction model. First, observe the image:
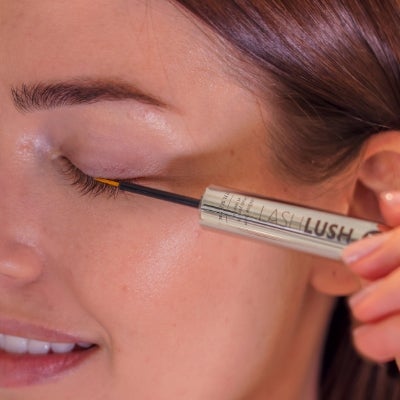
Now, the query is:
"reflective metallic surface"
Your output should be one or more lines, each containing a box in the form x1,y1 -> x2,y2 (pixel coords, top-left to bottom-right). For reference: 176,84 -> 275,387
200,187 -> 384,260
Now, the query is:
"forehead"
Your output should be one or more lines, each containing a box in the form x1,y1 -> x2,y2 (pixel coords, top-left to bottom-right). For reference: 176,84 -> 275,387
0,0 -> 225,107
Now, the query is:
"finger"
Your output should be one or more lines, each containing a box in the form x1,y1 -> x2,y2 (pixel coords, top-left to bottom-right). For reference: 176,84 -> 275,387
342,230 -> 400,280
349,268 -> 400,322
352,316 -> 400,363
379,191 -> 400,227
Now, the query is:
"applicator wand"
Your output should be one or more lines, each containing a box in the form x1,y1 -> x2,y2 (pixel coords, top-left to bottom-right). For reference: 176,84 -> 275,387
96,178 -> 385,260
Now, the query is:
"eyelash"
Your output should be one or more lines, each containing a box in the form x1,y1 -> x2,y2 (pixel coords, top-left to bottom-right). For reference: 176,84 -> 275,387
60,157 -> 120,197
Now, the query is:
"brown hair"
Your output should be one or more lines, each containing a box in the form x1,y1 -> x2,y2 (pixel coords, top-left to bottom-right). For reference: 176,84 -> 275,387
172,0 -> 400,182
171,1 -> 400,398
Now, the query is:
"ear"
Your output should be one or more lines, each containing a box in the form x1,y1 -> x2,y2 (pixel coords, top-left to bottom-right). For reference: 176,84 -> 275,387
311,131 -> 400,296
350,131 -> 400,222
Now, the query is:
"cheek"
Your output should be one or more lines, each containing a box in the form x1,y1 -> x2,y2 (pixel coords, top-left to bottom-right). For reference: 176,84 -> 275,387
63,204 -> 197,305
72,205 -> 300,323
61,201 -> 310,393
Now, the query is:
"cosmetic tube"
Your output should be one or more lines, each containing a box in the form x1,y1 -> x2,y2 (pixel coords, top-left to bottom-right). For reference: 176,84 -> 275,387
199,187 -> 384,260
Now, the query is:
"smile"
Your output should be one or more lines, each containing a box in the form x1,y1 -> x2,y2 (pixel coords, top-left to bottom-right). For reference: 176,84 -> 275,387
0,325 -> 98,388
0,333 -> 93,355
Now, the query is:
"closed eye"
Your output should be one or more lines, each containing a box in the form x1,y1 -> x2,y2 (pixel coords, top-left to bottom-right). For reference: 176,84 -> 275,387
60,157 -> 120,197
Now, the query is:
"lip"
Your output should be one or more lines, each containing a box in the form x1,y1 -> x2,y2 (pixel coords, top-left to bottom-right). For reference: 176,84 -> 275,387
0,318 -> 92,343
0,347 -> 97,387
0,318 -> 98,388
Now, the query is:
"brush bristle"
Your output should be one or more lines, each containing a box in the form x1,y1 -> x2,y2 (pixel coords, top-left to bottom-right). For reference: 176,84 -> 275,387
95,178 -> 120,187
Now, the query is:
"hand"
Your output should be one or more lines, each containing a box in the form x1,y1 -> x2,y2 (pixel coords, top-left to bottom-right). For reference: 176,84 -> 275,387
342,192 -> 400,367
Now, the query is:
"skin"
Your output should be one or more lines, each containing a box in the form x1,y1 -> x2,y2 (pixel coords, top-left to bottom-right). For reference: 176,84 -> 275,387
345,193 -> 400,364
1,0 -> 396,399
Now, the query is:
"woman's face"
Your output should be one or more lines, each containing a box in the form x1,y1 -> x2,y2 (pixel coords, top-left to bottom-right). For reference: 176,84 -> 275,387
0,1 -> 348,399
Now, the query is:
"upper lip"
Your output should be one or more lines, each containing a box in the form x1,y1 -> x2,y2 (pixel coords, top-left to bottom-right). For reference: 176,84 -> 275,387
0,317 -> 95,344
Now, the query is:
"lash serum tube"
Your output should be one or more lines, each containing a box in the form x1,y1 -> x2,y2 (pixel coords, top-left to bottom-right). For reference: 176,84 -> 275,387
199,187 -> 385,260
95,178 -> 387,260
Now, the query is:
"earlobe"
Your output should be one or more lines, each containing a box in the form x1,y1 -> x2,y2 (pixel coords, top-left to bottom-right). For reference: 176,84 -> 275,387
310,258 -> 361,296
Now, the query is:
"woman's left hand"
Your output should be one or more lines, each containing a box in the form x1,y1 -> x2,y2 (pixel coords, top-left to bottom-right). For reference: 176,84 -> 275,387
343,191 -> 400,367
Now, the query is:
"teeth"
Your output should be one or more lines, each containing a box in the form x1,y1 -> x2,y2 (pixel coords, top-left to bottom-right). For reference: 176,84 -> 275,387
28,339 -> 51,355
77,342 -> 92,349
51,342 -> 75,353
0,333 -> 92,355
4,335 -> 28,354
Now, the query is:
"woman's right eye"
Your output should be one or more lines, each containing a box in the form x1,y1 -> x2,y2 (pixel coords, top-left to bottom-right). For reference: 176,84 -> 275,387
59,157 -> 120,197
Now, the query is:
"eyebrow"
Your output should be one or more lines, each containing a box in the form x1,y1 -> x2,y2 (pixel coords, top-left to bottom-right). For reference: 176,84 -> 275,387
11,78 -> 167,112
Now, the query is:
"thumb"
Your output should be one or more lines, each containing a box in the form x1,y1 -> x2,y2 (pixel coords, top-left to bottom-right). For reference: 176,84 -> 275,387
379,192 -> 400,227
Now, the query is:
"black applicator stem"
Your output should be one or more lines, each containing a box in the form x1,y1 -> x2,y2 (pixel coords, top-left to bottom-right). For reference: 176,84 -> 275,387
119,181 -> 200,208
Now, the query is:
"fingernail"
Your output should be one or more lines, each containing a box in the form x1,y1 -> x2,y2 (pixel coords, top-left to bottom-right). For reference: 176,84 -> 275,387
381,191 -> 400,205
342,232 -> 388,265
348,282 -> 378,308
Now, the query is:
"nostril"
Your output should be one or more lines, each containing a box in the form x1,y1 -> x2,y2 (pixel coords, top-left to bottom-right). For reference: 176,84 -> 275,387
0,242 -> 44,283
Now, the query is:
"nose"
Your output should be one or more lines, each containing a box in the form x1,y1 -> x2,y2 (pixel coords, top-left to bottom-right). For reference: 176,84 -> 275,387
0,116 -> 51,286
0,85 -> 50,287
0,240 -> 44,284
0,164 -> 46,286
